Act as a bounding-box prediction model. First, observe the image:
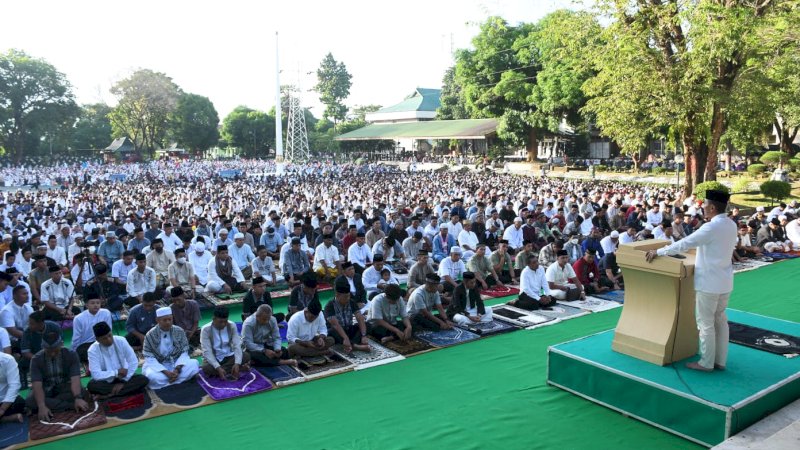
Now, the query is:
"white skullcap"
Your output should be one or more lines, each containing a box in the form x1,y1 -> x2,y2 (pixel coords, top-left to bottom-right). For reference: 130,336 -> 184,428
514,217 -> 523,223
61,224 -> 71,230
779,215 -> 787,221
219,228 -> 229,234
756,206 -> 765,212
439,223 -> 448,229
156,307 -> 172,318
2,234 -> 10,240
74,233 -> 84,238
194,242 -> 205,252
610,231 -> 620,238
234,233 -> 245,240
450,247 -> 462,254
550,218 -> 560,224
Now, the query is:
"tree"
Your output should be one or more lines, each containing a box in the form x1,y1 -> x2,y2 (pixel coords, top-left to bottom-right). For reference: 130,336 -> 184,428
759,180 -> 792,204
314,53 -> 352,131
455,17 -> 538,160
169,93 -> 219,153
350,104 -> 382,122
108,69 -> 181,155
0,49 -> 76,161
437,66 -> 469,120
70,103 -> 113,150
584,0 -> 800,194
760,151 -> 792,169
220,106 -> 275,157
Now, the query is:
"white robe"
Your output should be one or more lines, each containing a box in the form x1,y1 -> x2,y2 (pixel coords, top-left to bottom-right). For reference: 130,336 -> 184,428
142,332 -> 200,389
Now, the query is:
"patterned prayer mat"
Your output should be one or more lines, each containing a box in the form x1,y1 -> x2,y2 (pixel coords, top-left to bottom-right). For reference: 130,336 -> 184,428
103,392 -> 154,421
0,416 -> 29,447
255,365 -> 306,386
29,402 -> 107,441
297,353 -> 354,380
194,293 -> 217,310
151,379 -> 208,407
492,305 -> 557,328
533,303 -> 590,321
563,298 -> 623,313
456,318 -> 520,336
729,322 -> 800,358
590,290 -> 625,304
480,285 -> 521,299
378,337 -> 435,357
332,340 -> 405,370
415,327 -> 481,348
763,252 -> 799,260
196,370 -> 273,401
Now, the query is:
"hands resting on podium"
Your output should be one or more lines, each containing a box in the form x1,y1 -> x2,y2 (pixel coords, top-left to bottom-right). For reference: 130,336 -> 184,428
645,250 -> 658,263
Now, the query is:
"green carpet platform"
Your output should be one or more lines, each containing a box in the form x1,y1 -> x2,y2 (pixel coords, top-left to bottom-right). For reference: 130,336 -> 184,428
548,309 -> 800,447
8,259 -> 799,450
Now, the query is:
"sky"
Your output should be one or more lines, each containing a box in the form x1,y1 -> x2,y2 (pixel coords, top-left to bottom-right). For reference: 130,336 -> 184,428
1,0 -> 578,119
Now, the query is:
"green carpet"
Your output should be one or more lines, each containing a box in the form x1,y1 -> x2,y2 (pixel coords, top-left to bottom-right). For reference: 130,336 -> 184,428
34,260 -> 800,450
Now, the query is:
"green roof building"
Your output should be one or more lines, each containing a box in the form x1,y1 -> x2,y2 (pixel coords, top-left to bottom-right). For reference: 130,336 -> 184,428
365,88 -> 442,123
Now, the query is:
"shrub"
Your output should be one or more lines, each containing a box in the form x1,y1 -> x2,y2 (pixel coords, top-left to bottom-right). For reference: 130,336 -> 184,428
789,158 -> 800,169
760,151 -> 791,167
651,166 -> 668,175
759,180 -> 792,202
693,181 -> 730,200
732,178 -> 753,194
747,164 -> 767,176
595,164 -> 607,172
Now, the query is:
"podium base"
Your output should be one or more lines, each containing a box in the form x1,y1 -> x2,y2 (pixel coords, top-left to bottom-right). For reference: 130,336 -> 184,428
547,309 -> 800,447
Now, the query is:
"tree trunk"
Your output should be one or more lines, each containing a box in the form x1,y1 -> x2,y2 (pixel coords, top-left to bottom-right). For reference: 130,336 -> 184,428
682,137 -> 708,196
704,103 -> 725,182
526,128 -> 537,163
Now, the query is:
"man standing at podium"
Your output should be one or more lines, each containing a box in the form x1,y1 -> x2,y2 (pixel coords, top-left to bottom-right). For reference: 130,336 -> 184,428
645,190 -> 736,372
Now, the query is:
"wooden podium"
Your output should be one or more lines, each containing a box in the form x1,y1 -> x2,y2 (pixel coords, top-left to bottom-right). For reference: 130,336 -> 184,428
612,240 -> 698,365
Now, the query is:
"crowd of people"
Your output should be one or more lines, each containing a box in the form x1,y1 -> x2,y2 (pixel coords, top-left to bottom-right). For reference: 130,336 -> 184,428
0,157 -> 798,425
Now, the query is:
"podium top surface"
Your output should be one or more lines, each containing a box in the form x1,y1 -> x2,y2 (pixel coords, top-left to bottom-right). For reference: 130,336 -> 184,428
616,240 -> 695,277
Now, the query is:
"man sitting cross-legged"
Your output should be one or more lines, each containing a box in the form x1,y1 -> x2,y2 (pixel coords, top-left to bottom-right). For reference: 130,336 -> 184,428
169,287 -> 201,350
26,330 -> 91,420
200,306 -> 250,380
447,272 -> 493,326
242,304 -> 296,367
406,273 -> 453,331
70,294 -> 112,365
206,245 -> 246,294
368,285 -> 413,344
87,322 -> 149,399
324,284 -> 370,354
545,250 -> 586,301
466,244 -> 503,290
510,255 -> 556,310
286,298 -> 334,358
0,352 -> 25,424
142,307 -> 200,389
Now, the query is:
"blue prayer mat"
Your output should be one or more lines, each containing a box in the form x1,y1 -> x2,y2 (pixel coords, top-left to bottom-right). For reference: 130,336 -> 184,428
591,290 -> 625,303
0,416 -> 28,447
152,380 -> 207,406
256,365 -> 305,384
415,327 -> 480,348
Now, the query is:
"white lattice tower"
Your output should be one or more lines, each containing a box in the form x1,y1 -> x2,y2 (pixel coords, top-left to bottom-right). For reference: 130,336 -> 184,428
285,89 -> 310,161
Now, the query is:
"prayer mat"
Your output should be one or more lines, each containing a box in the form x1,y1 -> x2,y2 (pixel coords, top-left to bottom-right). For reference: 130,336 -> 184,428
29,401 -> 107,441
268,287 -> 294,299
456,318 -> 519,336
103,392 -> 154,421
591,290 -> 625,304
415,327 -> 480,348
563,298 -> 623,313
729,322 -> 800,358
533,303 -> 590,321
255,365 -> 306,386
378,337 -> 435,357
0,416 -> 29,448
194,293 -> 216,310
213,292 -> 247,301
296,353 -> 354,380
763,252 -> 799,260
196,370 -> 273,401
151,379 -> 208,407
266,283 -> 290,292
733,259 -> 771,273
59,319 -> 73,330
332,340 -> 405,370
492,305 -> 557,328
480,285 -> 521,299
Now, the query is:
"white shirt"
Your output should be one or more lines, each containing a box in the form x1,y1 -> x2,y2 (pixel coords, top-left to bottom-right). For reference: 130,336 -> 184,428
189,251 -> 212,285
0,281 -> 32,307
40,278 -> 75,308
286,310 -> 327,343
0,353 -> 20,403
599,236 -> 618,255
502,225 -> 524,250
127,267 -> 157,298
46,246 -> 67,266
457,230 -> 479,251
89,335 -> 139,383
362,266 -> 383,296
111,259 -> 135,283
438,257 -> 466,281
71,309 -> 113,349
313,243 -> 341,270
619,232 -> 636,245
520,265 -> 552,300
156,231 -> 183,253
657,214 -> 737,294
0,301 -> 33,336
208,257 -> 245,285
647,210 -> 663,226
347,243 -> 373,266
545,262 -> 577,285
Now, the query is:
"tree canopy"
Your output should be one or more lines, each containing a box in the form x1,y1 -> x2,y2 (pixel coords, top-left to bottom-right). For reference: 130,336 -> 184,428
169,93 -> 220,153
314,53 -> 352,130
221,106 -> 275,157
